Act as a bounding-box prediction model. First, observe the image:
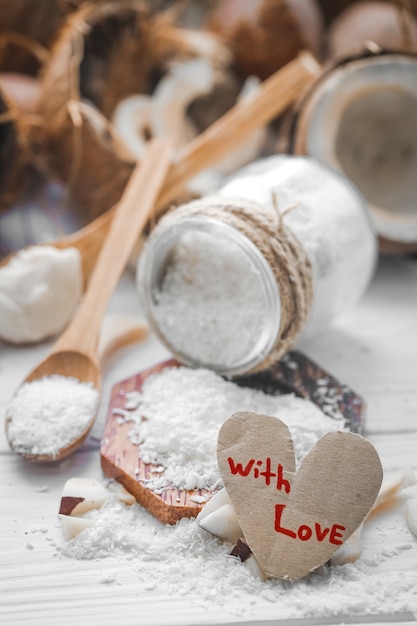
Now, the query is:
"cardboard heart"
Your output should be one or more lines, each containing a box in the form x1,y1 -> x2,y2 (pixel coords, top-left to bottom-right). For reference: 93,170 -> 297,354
217,412 -> 383,580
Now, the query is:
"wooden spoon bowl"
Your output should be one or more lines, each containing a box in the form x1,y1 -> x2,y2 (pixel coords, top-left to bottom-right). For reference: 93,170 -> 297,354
24,350 -> 100,386
11,352 -> 100,462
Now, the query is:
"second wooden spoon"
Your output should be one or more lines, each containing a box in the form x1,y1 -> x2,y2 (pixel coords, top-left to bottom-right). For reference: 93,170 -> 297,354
5,139 -> 172,462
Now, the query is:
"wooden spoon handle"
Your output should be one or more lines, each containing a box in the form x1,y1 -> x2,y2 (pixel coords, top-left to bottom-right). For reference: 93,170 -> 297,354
53,139 -> 172,356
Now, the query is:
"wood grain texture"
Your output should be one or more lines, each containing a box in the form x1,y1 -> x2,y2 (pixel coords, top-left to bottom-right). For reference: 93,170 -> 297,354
101,360 -> 213,524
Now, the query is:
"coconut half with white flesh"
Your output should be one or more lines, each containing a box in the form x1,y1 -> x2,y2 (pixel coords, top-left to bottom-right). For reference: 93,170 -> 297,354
284,49 -> 417,253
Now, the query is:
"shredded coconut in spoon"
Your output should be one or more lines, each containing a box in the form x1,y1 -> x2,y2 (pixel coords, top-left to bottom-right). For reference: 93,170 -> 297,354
7,375 -> 99,457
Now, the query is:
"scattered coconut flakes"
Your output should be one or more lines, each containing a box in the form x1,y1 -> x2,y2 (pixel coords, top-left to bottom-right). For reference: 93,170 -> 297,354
58,496 -> 417,618
98,570 -> 118,584
125,366 -> 346,492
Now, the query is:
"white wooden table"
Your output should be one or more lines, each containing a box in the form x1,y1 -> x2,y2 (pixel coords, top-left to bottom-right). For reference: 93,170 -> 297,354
1,256 -> 417,626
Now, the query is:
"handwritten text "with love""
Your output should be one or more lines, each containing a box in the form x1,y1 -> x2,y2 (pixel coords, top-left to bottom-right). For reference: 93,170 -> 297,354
227,456 -> 346,546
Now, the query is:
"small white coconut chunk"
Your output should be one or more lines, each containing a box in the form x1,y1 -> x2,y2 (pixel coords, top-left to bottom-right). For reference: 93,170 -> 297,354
196,487 -> 233,523
58,478 -> 138,541
0,245 -> 82,344
405,498 -> 417,538
244,553 -> 268,581
60,477 -> 109,517
197,488 -> 243,544
198,504 -> 242,543
152,58 -> 214,149
398,485 -> 417,501
107,480 -> 136,506
370,468 -> 416,517
111,95 -> 153,160
58,514 -> 96,541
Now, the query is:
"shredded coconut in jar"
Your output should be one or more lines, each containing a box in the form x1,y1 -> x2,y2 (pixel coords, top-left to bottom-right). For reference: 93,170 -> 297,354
152,231 -> 267,368
124,366 -> 346,492
7,375 -> 99,457
219,156 -> 377,338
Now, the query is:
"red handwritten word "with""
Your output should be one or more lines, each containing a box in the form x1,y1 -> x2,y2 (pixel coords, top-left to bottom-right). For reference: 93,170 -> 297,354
227,456 -> 291,493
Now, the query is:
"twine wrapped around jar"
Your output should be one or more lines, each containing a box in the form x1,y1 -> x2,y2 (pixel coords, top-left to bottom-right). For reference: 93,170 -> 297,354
138,155 -> 377,377
155,196 -> 314,372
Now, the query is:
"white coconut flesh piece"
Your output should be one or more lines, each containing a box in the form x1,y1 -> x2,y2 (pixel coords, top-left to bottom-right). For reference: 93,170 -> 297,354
294,55 -> 417,243
112,59 -> 268,193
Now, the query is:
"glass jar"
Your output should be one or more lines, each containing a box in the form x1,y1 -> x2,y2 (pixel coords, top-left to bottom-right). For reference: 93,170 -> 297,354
137,155 -> 377,376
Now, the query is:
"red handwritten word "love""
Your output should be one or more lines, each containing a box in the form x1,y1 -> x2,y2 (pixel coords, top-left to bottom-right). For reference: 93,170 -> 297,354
274,504 -> 345,545
227,456 -> 346,545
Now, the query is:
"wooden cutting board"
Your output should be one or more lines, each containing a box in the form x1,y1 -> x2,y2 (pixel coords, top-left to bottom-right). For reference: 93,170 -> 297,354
100,351 -> 365,524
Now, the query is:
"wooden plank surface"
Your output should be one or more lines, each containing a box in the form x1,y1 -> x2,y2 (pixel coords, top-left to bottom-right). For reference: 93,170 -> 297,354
1,258 -> 417,626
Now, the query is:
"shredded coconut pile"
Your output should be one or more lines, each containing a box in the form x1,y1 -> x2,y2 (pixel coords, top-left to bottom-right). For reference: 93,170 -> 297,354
123,366 -> 346,492
59,495 -> 417,619
7,375 -> 99,457
59,367 -> 417,619
152,231 -> 267,368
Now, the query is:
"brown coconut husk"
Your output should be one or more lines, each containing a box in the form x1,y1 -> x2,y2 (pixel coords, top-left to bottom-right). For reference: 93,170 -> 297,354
317,0 -> 417,24
280,47 -> 417,254
207,0 -> 325,81
0,85 -> 29,212
316,0 -> 360,23
32,0 -> 233,219
0,0 -> 96,75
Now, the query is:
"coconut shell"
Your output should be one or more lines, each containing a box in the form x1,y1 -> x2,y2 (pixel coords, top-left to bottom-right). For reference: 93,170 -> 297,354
33,0 -> 233,218
326,1 -> 417,59
0,85 -> 29,212
316,0 -> 359,24
207,0 -> 324,80
318,1 -> 417,25
0,0 -> 95,75
281,47 -> 417,254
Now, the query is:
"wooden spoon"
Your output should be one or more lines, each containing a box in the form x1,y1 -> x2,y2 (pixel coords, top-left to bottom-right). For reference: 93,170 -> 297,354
5,139 -> 172,463
0,53 -> 320,285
